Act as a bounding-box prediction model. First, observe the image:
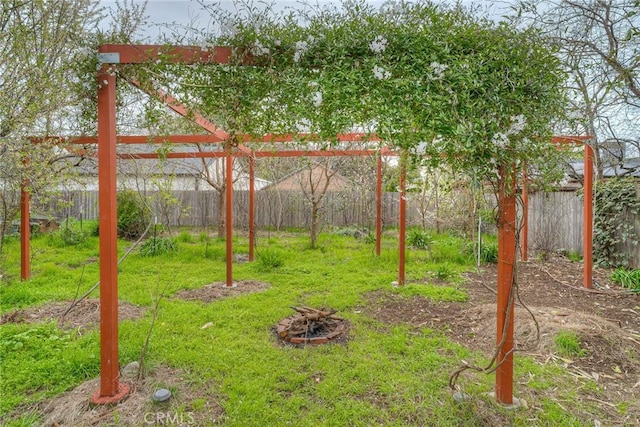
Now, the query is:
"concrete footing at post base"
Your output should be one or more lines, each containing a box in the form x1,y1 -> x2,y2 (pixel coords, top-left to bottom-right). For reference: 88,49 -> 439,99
90,382 -> 131,405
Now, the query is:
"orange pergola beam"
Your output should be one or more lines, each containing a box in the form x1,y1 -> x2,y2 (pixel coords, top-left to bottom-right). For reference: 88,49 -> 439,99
521,170 -> 529,261
127,79 -> 228,142
225,149 -> 234,287
495,164 -> 517,405
519,135 -> 594,286
98,44 -> 234,65
91,42 -> 597,408
249,156 -> 255,262
91,66 -> 130,403
398,154 -> 407,286
376,154 -> 383,257
20,160 -> 30,281
583,144 -> 594,288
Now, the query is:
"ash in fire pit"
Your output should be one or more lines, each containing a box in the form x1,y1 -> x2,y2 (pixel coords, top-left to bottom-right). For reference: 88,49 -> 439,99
276,306 -> 348,345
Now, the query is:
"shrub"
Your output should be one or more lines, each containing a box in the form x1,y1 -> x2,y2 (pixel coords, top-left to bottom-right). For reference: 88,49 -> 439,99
256,248 -> 284,271
407,229 -> 432,249
479,242 -> 498,263
363,232 -> 376,244
46,220 -> 89,247
139,236 -> 177,257
584,178 -> 640,268
117,190 -> 151,240
434,263 -> 457,281
431,236 -> 470,265
177,230 -> 194,243
610,268 -> 640,291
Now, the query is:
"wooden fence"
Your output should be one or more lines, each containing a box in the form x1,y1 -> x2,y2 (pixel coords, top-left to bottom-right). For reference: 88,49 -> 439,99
44,190 -> 414,229
42,187 -> 639,267
527,187 -> 639,268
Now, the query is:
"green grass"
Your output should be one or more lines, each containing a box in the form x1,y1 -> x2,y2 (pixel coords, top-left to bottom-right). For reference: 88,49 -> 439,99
554,330 -> 587,358
0,228 -> 618,425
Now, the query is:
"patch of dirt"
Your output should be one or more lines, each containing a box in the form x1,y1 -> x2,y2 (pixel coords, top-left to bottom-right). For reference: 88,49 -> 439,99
0,298 -> 144,331
33,365 -> 224,426
174,280 -> 271,303
364,253 -> 640,424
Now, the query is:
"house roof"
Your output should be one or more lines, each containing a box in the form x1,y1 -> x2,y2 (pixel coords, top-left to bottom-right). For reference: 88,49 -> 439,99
260,162 -> 355,192
567,157 -> 640,180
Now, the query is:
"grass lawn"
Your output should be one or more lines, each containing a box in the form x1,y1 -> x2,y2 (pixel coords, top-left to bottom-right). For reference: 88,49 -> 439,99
0,225 -> 609,425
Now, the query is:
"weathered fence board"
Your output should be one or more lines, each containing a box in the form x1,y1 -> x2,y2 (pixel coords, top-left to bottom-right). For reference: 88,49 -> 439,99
40,186 -> 639,267
527,187 -> 639,268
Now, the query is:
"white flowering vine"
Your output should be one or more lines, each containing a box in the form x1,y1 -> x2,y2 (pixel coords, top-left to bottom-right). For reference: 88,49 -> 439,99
253,40 -> 270,56
373,65 -> 391,80
491,132 -> 509,149
311,91 -> 323,107
369,35 -> 387,54
293,40 -> 309,62
429,61 -> 448,80
507,114 -> 527,135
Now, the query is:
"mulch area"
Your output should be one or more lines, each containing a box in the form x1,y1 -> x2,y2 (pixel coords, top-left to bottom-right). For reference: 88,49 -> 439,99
364,254 -> 640,425
174,280 -> 271,302
0,298 -> 144,331
37,365 -> 223,427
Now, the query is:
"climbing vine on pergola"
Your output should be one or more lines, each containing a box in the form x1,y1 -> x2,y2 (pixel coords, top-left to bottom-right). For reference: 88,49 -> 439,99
74,0 -> 587,409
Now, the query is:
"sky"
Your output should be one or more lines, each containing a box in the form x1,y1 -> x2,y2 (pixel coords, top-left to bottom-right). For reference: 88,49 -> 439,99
101,0 -> 510,39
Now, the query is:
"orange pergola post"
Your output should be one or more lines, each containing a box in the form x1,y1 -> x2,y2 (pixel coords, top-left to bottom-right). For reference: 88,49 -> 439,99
495,165 -> 517,404
521,170 -> 529,262
376,154 -> 383,257
397,153 -> 406,286
249,156 -> 255,262
91,66 -> 130,404
20,160 -> 30,281
225,147 -> 234,287
583,144 -> 594,288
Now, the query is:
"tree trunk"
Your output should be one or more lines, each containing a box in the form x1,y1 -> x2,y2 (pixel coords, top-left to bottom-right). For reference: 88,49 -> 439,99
310,202 -> 319,249
217,188 -> 225,239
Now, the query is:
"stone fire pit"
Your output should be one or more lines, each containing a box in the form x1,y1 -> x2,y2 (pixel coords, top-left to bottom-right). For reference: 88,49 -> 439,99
276,306 -> 348,345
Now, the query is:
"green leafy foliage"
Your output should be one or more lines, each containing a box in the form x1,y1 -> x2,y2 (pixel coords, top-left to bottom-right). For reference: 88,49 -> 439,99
610,268 -> 640,291
117,190 -> 151,240
130,1 -> 567,193
590,178 -> 640,268
46,221 -> 89,248
255,247 -> 284,271
177,230 -> 194,243
139,236 -> 177,257
407,229 -> 432,249
478,242 -> 498,264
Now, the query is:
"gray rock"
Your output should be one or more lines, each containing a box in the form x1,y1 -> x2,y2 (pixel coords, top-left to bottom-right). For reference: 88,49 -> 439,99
153,388 -> 171,403
121,361 -> 139,379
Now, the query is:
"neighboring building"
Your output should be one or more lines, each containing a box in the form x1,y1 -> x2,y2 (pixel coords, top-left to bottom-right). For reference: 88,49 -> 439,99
63,157 -> 271,192
260,162 -> 355,192
565,157 -> 640,188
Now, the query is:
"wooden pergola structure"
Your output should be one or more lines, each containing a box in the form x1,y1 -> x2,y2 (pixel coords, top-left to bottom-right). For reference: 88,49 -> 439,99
18,44 -> 594,406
